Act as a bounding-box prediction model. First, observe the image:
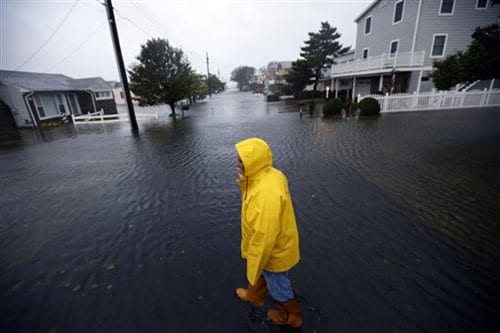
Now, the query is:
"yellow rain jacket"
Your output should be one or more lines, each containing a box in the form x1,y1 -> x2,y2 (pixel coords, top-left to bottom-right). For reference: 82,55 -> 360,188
235,138 -> 300,286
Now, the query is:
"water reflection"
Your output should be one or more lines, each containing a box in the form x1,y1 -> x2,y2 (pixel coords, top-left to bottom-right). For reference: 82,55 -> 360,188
1,91 -> 499,332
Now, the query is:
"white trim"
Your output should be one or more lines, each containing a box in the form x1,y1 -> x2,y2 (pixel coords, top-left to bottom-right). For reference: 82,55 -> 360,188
389,39 -> 399,56
411,0 -> 422,53
362,48 -> 369,59
439,0 -> 455,16
332,66 -> 433,79
94,90 -> 113,100
430,34 -> 448,58
23,92 -> 38,128
392,0 -> 404,25
364,15 -> 372,35
475,0 -> 489,9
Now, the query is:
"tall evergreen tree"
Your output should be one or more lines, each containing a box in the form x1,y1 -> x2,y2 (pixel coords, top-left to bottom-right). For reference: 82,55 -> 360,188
284,59 -> 314,94
300,22 -> 350,91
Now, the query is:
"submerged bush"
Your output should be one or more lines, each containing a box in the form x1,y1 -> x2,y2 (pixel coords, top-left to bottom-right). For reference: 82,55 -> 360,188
294,90 -> 324,100
323,98 -> 344,117
358,97 -> 381,116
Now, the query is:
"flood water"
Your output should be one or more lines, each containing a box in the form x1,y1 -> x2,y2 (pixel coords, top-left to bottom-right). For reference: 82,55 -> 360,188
1,91 -> 499,332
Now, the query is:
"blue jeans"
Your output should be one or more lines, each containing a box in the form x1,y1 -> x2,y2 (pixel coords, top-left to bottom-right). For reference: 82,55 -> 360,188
262,270 -> 294,302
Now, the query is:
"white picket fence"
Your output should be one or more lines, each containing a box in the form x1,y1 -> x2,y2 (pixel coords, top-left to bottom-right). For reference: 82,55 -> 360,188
358,88 -> 500,113
71,109 -> 159,124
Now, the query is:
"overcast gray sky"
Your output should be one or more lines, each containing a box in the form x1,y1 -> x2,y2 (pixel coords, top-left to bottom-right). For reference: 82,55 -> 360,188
1,0 -> 370,85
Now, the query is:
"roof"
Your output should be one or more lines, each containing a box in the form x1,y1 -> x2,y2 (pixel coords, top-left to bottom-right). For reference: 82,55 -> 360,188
0,70 -> 74,91
71,77 -> 111,90
268,61 -> 293,69
354,0 -> 379,23
107,80 -> 123,89
0,70 -> 112,92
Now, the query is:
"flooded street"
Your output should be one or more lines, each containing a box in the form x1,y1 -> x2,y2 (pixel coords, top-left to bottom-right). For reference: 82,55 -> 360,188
1,91 -> 500,332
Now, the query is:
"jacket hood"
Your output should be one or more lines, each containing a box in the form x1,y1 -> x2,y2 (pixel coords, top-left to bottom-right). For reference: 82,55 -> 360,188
235,138 -> 273,177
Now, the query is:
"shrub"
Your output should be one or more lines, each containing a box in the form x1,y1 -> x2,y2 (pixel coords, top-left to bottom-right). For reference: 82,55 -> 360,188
281,85 -> 295,96
358,97 -> 380,116
266,94 -> 280,102
323,98 -> 344,117
294,90 -> 323,100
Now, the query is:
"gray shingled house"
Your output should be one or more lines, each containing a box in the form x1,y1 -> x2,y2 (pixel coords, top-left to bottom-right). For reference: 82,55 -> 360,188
0,70 -> 117,128
331,0 -> 500,97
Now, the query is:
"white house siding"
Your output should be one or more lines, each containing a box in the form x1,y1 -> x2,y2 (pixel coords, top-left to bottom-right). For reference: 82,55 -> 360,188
416,0 -> 500,67
0,85 -> 33,128
355,0 -> 420,60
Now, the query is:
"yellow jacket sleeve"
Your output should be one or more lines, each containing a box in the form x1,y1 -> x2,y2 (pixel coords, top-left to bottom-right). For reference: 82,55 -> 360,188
245,190 -> 281,285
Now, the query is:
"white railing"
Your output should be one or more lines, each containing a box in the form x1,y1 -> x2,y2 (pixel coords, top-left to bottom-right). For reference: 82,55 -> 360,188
332,51 -> 425,76
358,88 -> 500,113
71,109 -> 159,124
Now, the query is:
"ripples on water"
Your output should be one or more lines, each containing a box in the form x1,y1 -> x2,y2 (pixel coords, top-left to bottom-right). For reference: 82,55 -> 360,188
1,91 -> 499,332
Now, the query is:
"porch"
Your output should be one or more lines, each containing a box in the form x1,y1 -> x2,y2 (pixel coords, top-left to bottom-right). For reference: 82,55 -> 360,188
332,51 -> 426,77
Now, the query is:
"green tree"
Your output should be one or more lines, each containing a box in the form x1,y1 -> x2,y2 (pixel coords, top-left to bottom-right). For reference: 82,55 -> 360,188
432,53 -> 467,90
432,24 -> 500,90
230,66 -> 255,91
129,38 -> 192,118
284,59 -> 314,94
300,21 -> 350,91
208,74 -> 226,93
466,24 -> 500,80
188,72 -> 208,102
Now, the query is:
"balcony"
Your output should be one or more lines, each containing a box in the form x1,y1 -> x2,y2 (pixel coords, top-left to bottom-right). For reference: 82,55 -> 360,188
331,51 -> 425,77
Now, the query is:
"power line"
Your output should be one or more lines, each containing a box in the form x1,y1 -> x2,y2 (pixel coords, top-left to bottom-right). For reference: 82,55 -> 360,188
131,1 -> 163,32
96,1 -> 239,75
48,21 -> 106,71
14,0 -> 80,71
113,6 -> 154,39
122,2 -> 240,70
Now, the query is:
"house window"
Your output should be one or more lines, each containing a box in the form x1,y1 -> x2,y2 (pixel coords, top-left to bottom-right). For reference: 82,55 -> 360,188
393,0 -> 404,24
120,91 -> 124,99
476,0 -> 488,9
362,48 -> 369,59
439,0 -> 454,15
390,40 -> 399,56
95,91 -> 113,100
364,16 -> 372,35
33,95 -> 45,118
431,34 -> 447,57
54,94 -> 66,114
33,94 -> 59,119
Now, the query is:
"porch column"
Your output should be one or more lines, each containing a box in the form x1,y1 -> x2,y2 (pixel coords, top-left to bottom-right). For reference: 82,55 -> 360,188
416,70 -> 423,93
379,74 -> 383,92
335,78 -> 339,98
352,77 -> 357,99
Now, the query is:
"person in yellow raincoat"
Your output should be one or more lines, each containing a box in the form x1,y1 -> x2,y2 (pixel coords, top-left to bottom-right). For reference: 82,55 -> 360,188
234,137 -> 302,328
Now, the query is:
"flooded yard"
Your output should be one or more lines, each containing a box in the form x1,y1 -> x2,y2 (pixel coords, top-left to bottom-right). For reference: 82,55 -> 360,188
1,91 -> 499,332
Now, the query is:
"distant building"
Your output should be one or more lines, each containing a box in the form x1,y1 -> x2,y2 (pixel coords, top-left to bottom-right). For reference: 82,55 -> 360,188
107,80 -> 139,105
0,70 -> 117,128
331,0 -> 500,97
266,61 -> 293,84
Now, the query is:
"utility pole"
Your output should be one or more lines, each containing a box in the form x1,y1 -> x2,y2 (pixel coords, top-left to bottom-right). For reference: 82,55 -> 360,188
105,0 -> 138,132
206,52 -> 212,97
